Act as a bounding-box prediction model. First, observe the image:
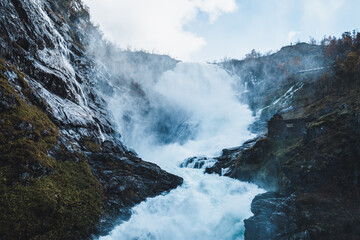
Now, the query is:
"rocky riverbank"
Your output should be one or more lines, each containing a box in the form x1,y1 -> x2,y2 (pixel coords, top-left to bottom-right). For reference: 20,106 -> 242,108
208,105 -> 360,239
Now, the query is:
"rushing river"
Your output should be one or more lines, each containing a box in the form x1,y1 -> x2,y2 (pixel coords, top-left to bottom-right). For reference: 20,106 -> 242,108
100,63 -> 264,240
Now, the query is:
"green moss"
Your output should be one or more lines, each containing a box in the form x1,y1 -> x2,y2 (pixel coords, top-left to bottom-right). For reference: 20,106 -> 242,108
0,61 -> 103,239
81,138 -> 101,153
270,137 -> 303,157
0,160 -> 103,240
307,108 -> 350,129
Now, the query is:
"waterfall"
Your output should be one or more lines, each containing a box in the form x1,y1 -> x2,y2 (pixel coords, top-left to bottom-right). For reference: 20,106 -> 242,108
100,62 -> 264,240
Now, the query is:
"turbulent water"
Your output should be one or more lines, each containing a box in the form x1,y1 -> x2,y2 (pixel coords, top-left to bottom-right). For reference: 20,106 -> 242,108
100,63 -> 264,240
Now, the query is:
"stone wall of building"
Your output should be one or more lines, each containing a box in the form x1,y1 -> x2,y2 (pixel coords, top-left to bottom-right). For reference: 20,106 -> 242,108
268,114 -> 313,138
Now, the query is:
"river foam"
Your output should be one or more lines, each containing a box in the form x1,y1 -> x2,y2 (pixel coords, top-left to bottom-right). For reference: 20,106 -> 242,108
101,62 -> 264,240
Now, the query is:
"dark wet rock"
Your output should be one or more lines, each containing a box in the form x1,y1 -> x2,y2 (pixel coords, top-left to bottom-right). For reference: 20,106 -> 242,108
205,137 -> 259,175
244,192 -> 305,240
181,156 -> 217,169
16,121 -> 35,132
0,88 -> 18,111
87,152 -> 183,234
40,129 -> 49,136
247,190 -> 360,240
183,139 -> 260,172
26,161 -> 54,178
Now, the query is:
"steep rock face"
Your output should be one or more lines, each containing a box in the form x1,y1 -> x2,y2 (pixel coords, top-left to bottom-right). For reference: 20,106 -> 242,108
210,40 -> 360,239
243,192 -> 308,240
0,0 -> 182,239
220,43 -> 327,132
208,94 -> 360,239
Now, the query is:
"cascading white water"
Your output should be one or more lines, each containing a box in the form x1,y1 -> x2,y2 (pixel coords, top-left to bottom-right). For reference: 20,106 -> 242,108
100,62 -> 264,240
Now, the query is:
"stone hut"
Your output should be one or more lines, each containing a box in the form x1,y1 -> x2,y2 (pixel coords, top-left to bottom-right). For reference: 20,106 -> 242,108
268,114 -> 313,138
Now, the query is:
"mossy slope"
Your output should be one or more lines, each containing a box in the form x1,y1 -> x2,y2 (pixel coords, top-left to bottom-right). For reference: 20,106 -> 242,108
0,60 -> 103,240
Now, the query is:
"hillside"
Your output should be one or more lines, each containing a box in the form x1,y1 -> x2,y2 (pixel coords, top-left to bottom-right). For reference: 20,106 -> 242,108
207,33 -> 360,239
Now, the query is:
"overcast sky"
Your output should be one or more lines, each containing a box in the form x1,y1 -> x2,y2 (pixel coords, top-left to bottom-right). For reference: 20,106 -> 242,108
82,0 -> 360,62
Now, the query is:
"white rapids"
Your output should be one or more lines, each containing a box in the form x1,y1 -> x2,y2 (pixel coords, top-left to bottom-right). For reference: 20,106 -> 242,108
100,62 -> 264,240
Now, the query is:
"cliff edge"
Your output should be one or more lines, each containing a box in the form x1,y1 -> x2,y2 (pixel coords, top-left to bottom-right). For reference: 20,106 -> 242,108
0,0 -> 182,239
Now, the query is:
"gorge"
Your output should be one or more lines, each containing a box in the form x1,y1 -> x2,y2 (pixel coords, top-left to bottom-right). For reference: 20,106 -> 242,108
1,0 -> 360,240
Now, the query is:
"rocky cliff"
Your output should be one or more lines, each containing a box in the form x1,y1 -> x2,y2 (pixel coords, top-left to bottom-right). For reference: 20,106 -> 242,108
208,37 -> 360,239
0,0 -> 182,239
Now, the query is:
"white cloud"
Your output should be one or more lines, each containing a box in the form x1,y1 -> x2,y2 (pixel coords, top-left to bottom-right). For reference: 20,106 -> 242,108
83,0 -> 237,60
194,0 -> 238,22
287,31 -> 301,43
303,0 -> 344,24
